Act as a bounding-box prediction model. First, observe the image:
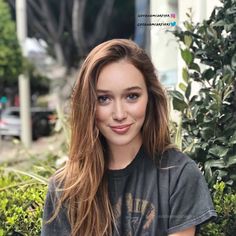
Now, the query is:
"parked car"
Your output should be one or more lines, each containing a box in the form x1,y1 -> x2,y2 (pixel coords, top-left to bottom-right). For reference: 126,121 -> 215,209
0,107 -> 57,140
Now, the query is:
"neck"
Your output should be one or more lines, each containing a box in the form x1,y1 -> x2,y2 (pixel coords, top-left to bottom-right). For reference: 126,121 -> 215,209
108,137 -> 142,170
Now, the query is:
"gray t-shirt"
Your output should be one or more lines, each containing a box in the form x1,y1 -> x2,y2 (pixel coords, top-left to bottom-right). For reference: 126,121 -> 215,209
41,147 -> 216,235
108,147 -> 216,235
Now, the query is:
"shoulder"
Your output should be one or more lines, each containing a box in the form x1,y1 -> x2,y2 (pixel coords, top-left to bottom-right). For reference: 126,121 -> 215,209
157,150 -> 217,233
158,148 -> 195,169
157,148 -> 204,187
42,177 -> 70,236
46,174 -> 64,202
43,174 -> 66,219
47,176 -> 59,192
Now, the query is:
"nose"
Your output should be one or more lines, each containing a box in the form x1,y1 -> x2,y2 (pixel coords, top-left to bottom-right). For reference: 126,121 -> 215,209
112,100 -> 127,121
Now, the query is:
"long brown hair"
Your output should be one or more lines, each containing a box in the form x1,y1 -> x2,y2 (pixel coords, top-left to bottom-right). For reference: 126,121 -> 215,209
52,39 -> 171,235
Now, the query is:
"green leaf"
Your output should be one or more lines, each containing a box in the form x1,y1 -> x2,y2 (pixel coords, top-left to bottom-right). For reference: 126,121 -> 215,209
202,68 -> 215,80
181,49 -> 193,65
201,142 -> 208,150
209,90 -> 221,104
223,65 -> 234,78
172,97 -> 188,112
207,102 -> 219,112
225,23 -> 234,31
214,136 -> 227,145
223,86 -> 233,101
221,74 -> 233,85
220,113 -> 232,123
231,53 -> 236,70
229,131 -> 236,145
225,122 -> 236,135
189,63 -> 201,72
186,12 -> 191,18
183,21 -> 193,31
182,67 -> 189,83
230,174 -> 236,181
204,162 -> 212,182
189,95 -> 198,105
213,20 -> 226,27
205,159 -> 226,169
169,90 -> 188,112
179,82 -> 187,92
169,90 -> 185,101
216,79 -> 223,92
208,145 -> 229,158
226,155 -> 236,168
206,26 -> 217,38
226,6 -> 236,14
184,35 -> 192,48
185,82 -> 191,100
174,116 -> 182,150
215,170 -> 228,178
200,127 -> 214,140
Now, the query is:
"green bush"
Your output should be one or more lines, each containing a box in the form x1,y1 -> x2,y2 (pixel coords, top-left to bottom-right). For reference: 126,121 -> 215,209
0,162 -> 55,236
0,168 -> 47,236
170,0 -> 236,233
170,0 -> 236,190
199,182 -> 236,235
0,0 -> 23,86
1,171 -> 235,235
0,108 -> 68,235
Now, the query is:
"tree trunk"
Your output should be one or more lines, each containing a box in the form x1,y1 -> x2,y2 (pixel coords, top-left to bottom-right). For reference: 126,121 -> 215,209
54,42 -> 65,66
90,0 -> 115,46
72,0 -> 87,57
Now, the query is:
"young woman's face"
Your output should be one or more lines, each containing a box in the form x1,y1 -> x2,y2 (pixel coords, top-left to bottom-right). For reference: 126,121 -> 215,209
95,60 -> 148,147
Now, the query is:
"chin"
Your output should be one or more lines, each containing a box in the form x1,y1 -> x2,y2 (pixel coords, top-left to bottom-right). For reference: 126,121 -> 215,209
106,134 -> 141,147
109,139 -> 133,147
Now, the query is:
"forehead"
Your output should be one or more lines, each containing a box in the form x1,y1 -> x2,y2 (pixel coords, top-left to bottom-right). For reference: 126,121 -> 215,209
96,60 -> 146,90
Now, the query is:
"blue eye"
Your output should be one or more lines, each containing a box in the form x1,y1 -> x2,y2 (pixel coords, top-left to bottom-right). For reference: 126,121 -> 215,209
97,95 -> 110,104
127,93 -> 140,101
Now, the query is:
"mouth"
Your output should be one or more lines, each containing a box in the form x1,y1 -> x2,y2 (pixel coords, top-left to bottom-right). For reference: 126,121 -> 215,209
110,124 -> 132,134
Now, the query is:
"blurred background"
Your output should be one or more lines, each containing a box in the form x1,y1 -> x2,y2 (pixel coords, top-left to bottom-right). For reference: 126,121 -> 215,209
1,0 -> 236,235
0,0 -> 220,153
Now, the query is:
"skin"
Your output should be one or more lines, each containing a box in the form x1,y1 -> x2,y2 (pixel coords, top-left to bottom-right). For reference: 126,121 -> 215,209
95,59 -> 196,235
95,59 -> 148,169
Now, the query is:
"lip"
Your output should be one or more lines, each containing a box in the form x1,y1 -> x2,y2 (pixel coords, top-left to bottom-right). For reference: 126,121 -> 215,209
110,124 -> 132,134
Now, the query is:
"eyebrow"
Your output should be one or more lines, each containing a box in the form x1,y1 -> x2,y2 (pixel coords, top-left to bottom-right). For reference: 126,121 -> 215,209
96,86 -> 142,93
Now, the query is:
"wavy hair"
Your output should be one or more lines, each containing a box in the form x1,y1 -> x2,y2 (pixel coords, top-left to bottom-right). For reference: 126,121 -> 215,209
52,39 -> 172,235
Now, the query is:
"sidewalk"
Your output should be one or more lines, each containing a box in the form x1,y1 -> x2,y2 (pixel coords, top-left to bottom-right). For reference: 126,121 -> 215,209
0,133 -> 65,166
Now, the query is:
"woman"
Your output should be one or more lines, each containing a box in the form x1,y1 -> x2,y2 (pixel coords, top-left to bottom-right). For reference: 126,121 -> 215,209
41,39 -> 216,236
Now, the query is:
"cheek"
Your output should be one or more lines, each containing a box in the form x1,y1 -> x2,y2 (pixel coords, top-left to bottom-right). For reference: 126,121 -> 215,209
132,98 -> 148,120
95,106 -> 109,123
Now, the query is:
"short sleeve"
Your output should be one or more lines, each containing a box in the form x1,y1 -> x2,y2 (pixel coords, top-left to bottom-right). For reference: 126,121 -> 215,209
167,161 -> 217,234
41,180 -> 70,236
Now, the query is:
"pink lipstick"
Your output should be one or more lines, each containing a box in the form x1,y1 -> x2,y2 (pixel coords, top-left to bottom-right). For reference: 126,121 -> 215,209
110,124 -> 131,134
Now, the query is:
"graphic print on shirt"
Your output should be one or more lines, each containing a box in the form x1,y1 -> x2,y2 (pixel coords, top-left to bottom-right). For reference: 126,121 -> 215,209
112,193 -> 156,235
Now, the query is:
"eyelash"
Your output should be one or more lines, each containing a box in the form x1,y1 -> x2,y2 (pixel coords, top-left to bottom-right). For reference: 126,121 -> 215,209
97,95 -> 110,104
97,93 -> 140,104
127,93 -> 140,101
